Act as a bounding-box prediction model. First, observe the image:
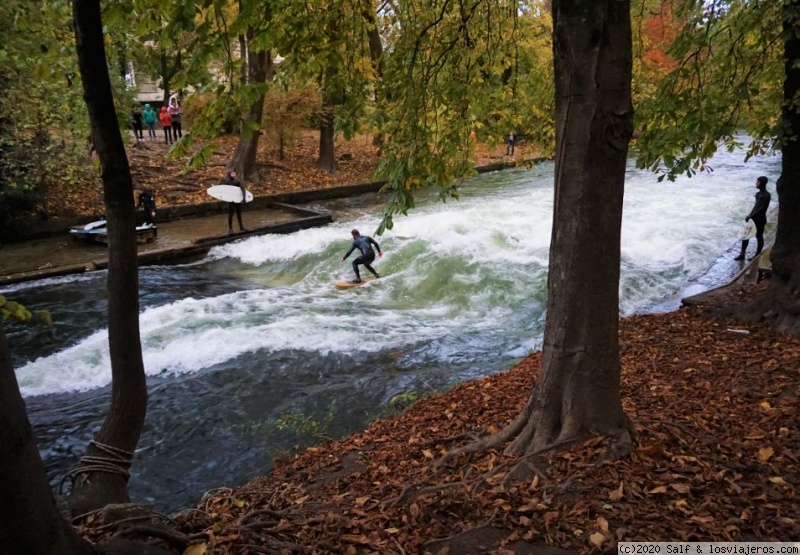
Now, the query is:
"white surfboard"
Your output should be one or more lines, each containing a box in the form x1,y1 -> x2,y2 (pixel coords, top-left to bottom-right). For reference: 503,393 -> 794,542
738,219 -> 757,240
207,184 -> 253,204
84,219 -> 107,230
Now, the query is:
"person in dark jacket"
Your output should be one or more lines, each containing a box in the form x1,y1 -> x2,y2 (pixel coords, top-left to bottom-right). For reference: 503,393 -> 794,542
131,106 -> 144,142
137,189 -> 157,224
221,170 -> 248,234
341,229 -> 383,283
505,132 -> 516,156
735,175 -> 771,261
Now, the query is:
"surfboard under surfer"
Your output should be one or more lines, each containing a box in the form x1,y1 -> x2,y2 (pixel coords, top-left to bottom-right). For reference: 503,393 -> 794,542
341,229 -> 383,284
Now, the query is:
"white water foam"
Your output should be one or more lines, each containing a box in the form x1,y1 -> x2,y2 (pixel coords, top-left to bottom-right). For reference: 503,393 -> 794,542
15,148 -> 780,396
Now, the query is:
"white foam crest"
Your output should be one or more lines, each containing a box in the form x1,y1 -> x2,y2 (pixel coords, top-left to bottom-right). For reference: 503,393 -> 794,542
390,189 -> 553,266
208,220 -> 386,266
16,282 -> 491,395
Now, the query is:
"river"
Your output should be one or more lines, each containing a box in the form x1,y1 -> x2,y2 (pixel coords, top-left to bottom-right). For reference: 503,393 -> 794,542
3,149 -> 780,513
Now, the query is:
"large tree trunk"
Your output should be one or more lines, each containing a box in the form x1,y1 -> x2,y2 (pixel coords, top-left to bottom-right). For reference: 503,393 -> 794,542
228,33 -> 271,181
505,0 -> 634,455
719,4 -> 800,335
755,2 -> 800,333
0,323 -> 97,555
69,0 -> 148,516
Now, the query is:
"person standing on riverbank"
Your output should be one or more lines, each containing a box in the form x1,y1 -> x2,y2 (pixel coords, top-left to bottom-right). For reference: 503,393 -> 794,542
168,98 -> 183,139
138,188 -> 157,225
342,229 -> 382,283
221,170 -> 248,234
735,175 -> 771,261
159,106 -> 173,145
131,105 -> 144,142
142,104 -> 157,140
506,132 -> 516,156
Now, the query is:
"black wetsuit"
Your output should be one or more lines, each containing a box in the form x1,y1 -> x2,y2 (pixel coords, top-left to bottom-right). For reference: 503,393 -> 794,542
742,187 -> 771,257
343,235 -> 381,282
221,176 -> 247,232
138,190 -> 156,224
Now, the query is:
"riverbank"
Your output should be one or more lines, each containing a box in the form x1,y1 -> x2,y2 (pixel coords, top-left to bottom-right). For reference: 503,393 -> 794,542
76,291 -> 799,554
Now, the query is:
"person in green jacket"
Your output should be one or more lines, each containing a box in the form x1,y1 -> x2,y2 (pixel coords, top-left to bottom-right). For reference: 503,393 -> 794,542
142,103 -> 157,140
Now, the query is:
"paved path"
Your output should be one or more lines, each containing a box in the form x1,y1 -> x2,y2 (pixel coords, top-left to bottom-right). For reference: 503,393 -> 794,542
0,206 -> 324,286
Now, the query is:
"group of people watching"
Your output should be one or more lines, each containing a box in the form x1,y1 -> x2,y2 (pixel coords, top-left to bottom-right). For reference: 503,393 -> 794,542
131,98 -> 183,144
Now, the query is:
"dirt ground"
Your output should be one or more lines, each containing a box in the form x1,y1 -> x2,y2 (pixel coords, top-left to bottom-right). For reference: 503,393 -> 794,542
43,130 -> 524,220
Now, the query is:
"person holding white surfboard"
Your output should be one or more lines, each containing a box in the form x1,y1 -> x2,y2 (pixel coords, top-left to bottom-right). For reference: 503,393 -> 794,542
734,175 -> 771,261
220,170 -> 249,234
341,229 -> 382,284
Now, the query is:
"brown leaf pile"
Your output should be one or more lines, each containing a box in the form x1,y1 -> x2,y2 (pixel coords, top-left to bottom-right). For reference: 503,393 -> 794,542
152,304 -> 798,554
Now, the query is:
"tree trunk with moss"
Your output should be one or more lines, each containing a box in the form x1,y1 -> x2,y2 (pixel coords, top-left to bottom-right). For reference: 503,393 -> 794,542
69,0 -> 148,516
0,324 -> 96,555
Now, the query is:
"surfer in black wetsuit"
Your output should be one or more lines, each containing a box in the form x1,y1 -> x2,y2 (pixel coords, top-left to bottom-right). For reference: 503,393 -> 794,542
342,229 -> 383,283
221,170 -> 248,234
137,189 -> 156,225
734,175 -> 771,261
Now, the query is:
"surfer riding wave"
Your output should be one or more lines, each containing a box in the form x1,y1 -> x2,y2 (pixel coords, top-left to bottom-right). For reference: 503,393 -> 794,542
342,229 -> 382,284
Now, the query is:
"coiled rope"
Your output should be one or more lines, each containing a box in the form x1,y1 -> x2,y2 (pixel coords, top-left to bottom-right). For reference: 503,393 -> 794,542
60,440 -> 134,493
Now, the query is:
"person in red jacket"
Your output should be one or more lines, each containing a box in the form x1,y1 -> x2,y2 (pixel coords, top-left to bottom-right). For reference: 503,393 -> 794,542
159,106 -> 173,145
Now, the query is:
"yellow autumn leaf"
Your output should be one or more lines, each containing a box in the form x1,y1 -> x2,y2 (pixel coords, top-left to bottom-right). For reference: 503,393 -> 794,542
760,401 -> 771,409
769,476 -> 786,485
597,516 -> 609,532
232,498 -> 245,508
183,544 -> 207,555
675,499 -> 688,507
385,527 -> 400,534
758,447 -> 774,463
422,449 -> 434,459
589,532 -> 607,548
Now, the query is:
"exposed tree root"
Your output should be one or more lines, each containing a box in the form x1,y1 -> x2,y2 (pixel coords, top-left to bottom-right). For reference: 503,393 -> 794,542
112,525 -> 207,549
384,481 -> 466,510
436,396 -> 535,467
707,279 -> 800,337
420,427 -> 485,448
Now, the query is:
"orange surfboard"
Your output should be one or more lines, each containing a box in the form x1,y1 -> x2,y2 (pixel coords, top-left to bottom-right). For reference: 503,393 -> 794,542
334,277 -> 377,288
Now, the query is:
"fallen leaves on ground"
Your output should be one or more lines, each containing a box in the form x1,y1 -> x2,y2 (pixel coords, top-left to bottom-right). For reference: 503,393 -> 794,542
99,303 -> 797,554
39,129 -> 522,219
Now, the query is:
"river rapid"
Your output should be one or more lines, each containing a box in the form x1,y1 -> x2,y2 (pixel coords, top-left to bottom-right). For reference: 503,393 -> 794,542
4,149 -> 780,513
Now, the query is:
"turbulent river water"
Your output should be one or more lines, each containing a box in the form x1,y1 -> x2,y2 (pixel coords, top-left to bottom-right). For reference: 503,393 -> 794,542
4,148 -> 780,513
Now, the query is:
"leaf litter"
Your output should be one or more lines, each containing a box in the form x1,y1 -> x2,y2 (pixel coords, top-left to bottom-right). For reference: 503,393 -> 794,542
87,303 -> 795,555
